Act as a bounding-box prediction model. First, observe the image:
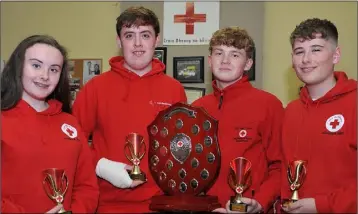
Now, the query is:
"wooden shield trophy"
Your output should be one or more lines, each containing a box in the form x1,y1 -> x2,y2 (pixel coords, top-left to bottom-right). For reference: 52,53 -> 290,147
147,102 -> 221,212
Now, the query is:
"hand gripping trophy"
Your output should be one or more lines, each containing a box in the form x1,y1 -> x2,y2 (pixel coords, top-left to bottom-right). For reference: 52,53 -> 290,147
228,157 -> 252,212
282,160 -> 307,208
42,168 -> 72,214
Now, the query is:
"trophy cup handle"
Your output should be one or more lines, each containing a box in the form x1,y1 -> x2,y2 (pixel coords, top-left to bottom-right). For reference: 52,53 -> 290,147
228,170 -> 236,190
43,174 -> 56,200
295,162 -> 306,184
287,169 -> 294,186
62,173 -> 69,196
138,141 -> 146,160
124,143 -> 135,162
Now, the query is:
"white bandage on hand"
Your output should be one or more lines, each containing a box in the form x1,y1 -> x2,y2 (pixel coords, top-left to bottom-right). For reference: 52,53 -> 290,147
95,158 -> 133,188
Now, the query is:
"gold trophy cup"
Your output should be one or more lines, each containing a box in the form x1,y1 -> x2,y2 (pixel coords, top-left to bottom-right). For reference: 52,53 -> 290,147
282,160 -> 307,207
42,168 -> 72,214
228,157 -> 252,212
124,133 -> 147,181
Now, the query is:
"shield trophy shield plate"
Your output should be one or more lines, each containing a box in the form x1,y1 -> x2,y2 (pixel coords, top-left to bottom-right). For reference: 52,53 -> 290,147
147,102 -> 221,212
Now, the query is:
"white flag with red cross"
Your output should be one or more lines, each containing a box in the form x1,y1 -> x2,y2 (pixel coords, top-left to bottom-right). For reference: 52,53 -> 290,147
163,1 -> 220,46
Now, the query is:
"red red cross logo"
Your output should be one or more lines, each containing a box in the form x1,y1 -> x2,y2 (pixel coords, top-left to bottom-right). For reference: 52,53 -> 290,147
177,141 -> 184,147
239,129 -> 247,138
325,114 -> 345,133
174,2 -> 207,35
61,123 -> 78,139
330,119 -> 340,129
290,183 -> 296,190
133,158 -> 140,166
55,195 -> 63,203
235,186 -> 243,194
66,128 -> 74,136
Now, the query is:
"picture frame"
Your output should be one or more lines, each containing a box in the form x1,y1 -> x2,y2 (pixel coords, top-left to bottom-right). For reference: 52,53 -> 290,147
173,56 -> 204,83
211,47 -> 256,81
184,86 -> 206,104
154,47 -> 167,73
68,58 -> 103,105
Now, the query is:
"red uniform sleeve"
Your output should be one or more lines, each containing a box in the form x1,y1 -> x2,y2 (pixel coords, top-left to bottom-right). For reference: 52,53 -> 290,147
280,116 -> 291,200
2,198 -> 25,213
70,131 -> 99,213
253,98 -> 284,213
280,154 -> 291,201
72,80 -> 101,166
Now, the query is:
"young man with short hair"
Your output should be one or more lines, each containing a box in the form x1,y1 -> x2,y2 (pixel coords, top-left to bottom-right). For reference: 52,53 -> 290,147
72,6 -> 187,213
192,27 -> 284,213
280,18 -> 357,213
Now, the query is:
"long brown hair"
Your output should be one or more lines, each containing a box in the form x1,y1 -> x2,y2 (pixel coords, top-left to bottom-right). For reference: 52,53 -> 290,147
1,35 -> 71,113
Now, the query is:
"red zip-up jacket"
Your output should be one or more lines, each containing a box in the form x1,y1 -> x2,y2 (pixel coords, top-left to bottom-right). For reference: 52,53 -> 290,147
281,71 -> 357,213
72,56 -> 187,213
1,99 -> 99,213
192,75 -> 284,212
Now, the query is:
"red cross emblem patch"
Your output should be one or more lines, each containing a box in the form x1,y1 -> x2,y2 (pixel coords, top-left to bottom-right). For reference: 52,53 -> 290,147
55,194 -> 64,203
235,186 -> 244,194
133,158 -> 140,166
61,123 -> 78,139
325,114 -> 345,133
177,141 -> 184,148
239,129 -> 247,138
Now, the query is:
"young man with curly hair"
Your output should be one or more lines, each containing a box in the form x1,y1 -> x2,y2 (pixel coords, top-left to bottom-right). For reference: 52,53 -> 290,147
192,27 -> 284,213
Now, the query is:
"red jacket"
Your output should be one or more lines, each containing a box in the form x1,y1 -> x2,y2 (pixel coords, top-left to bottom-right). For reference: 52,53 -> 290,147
281,71 -> 357,213
192,76 -> 284,212
72,56 -> 187,213
1,99 -> 99,213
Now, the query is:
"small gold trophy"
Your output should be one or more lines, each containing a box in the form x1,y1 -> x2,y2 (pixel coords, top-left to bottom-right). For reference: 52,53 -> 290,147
282,160 -> 307,207
124,133 -> 147,181
42,168 -> 72,214
228,157 -> 252,212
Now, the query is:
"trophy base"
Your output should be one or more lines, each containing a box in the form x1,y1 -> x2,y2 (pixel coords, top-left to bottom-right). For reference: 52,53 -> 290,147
281,198 -> 297,208
150,194 -> 221,212
230,196 -> 248,212
59,210 -> 72,214
126,169 -> 147,181
276,198 -> 297,213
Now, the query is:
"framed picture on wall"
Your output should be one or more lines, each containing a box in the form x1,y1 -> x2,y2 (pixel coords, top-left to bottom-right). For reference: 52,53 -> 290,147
211,47 -> 256,81
154,47 -> 167,73
68,58 -> 102,105
184,87 -> 206,104
82,59 -> 102,84
173,56 -> 204,83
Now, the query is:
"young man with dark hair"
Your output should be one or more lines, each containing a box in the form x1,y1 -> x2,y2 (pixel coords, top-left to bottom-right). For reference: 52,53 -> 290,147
192,27 -> 284,213
72,6 -> 187,213
280,18 -> 357,213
